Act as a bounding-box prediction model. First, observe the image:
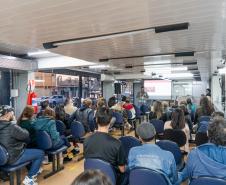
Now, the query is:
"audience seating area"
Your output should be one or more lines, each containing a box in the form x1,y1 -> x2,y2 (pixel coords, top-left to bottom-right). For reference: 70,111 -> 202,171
0,95 -> 224,185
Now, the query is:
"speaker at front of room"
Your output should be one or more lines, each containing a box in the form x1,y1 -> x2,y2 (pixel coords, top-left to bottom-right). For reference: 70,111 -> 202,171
114,83 -> 121,94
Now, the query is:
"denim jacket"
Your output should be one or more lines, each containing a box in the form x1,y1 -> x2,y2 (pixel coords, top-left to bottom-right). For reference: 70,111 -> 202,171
128,144 -> 178,185
179,143 -> 226,182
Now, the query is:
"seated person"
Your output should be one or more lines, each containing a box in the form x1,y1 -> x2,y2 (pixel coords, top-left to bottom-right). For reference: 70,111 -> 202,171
128,122 -> 178,185
34,108 -> 70,149
69,98 -> 94,132
164,108 -> 190,152
0,105 -> 44,185
71,170 -> 112,185
122,98 -> 136,120
149,101 -> 167,122
179,117 -> 226,182
194,96 -> 214,125
36,100 -> 50,118
212,111 -> 224,118
17,106 -> 36,147
64,98 -> 77,116
84,107 -> 126,185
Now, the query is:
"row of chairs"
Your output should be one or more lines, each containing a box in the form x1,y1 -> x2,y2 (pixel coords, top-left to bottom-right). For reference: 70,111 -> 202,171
85,158 -> 226,185
0,121 -> 87,185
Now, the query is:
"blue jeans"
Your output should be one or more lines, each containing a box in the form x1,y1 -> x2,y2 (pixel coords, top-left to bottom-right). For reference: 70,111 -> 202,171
13,149 -> 44,178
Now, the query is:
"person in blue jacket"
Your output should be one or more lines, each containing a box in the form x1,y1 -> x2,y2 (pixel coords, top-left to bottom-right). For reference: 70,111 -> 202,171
179,117 -> 226,183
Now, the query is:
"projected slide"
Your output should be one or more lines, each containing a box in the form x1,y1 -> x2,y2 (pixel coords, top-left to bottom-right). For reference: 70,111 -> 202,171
144,80 -> 172,100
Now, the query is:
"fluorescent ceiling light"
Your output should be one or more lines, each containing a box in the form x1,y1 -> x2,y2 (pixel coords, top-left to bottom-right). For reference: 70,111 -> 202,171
89,64 -> 110,69
144,60 -> 171,65
172,66 -> 187,71
2,56 -> 17,60
34,80 -> 45,83
38,56 -> 95,69
27,50 -> 50,56
43,22 -> 189,48
163,73 -> 193,78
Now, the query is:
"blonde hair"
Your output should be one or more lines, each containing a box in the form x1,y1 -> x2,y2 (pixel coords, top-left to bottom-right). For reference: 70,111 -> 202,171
43,108 -> 55,119
153,101 -> 163,119
82,98 -> 92,107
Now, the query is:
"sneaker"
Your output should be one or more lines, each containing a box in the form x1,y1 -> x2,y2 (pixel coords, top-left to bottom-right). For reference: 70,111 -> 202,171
23,176 -> 38,185
37,167 -> 43,175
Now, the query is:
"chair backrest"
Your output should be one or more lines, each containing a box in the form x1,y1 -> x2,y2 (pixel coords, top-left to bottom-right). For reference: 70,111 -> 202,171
150,119 -> 165,134
112,112 -> 124,124
0,145 -> 9,166
198,121 -> 209,133
133,104 -> 141,118
119,136 -> 141,160
55,120 -> 65,136
156,140 -> 182,165
84,158 -> 116,185
71,121 -> 85,139
129,168 -> 169,185
195,132 -> 209,146
163,129 -> 186,147
140,104 -> 149,114
190,177 -> 226,185
126,109 -> 133,119
199,116 -> 211,122
36,131 -> 52,150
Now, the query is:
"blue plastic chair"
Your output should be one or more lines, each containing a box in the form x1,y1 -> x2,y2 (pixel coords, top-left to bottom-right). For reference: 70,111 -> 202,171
36,131 -> 67,179
129,168 -> 169,185
199,116 -> 211,122
198,121 -> 209,133
119,136 -> 141,161
0,144 -> 31,185
150,119 -> 165,134
70,121 -> 85,142
140,104 -> 150,121
56,120 -> 66,136
112,111 -> 125,136
156,140 -> 184,171
190,177 -> 226,185
84,158 -> 116,185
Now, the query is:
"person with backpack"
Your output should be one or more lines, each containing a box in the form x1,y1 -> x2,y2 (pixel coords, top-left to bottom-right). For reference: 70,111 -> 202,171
69,98 -> 94,133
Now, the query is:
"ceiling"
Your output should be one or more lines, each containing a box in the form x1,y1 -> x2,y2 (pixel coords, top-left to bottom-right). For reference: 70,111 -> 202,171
0,0 -> 225,80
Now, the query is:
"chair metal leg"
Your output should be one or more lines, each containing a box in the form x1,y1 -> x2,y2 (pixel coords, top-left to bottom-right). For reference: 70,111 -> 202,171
16,170 -> 21,185
44,154 -> 64,179
9,172 -> 14,185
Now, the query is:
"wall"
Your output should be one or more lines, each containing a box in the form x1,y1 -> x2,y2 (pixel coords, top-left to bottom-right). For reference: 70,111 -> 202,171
102,81 -> 114,101
212,75 -> 223,111
0,71 -> 10,105
13,72 -> 29,118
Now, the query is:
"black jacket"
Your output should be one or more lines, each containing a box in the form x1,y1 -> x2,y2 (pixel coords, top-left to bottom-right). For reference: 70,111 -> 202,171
0,121 -> 29,164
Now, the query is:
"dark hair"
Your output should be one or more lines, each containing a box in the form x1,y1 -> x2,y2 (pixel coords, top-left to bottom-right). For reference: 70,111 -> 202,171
71,170 -> 112,185
41,100 -> 49,110
208,117 -> 226,146
206,88 -> 211,93
55,105 -> 65,121
121,96 -> 127,102
108,97 -> 116,108
64,98 -> 70,106
199,96 -> 213,116
186,98 -> 192,105
17,106 -> 34,124
171,108 -> 185,129
179,104 -> 189,115
96,107 -> 112,127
